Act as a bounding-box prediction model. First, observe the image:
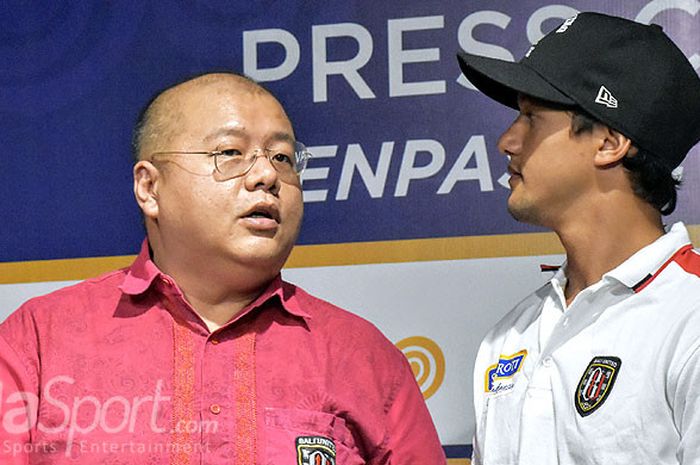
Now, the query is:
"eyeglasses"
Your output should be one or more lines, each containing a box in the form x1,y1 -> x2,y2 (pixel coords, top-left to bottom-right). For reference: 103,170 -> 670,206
148,141 -> 312,183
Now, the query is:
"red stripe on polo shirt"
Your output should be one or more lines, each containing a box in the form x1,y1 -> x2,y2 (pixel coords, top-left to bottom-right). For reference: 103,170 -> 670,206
635,244 -> 696,293
673,245 -> 700,277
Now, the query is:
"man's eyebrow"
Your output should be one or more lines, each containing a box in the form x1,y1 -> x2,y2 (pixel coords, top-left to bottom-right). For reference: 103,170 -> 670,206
203,128 -> 295,144
203,127 -> 248,143
268,131 -> 295,144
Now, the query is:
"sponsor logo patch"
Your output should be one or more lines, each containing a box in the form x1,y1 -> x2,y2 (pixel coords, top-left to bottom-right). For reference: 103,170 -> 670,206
575,356 -> 622,417
296,436 -> 336,465
484,350 -> 527,394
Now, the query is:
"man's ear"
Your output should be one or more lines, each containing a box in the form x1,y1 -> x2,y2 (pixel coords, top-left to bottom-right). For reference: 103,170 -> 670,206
594,127 -> 633,168
133,161 -> 161,220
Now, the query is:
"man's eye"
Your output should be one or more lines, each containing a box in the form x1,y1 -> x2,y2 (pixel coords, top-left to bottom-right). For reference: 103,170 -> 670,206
272,152 -> 294,166
217,148 -> 244,157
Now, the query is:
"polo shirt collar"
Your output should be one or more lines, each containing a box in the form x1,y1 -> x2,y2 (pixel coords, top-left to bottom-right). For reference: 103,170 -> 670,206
603,222 -> 691,290
547,222 -> 691,293
119,239 -> 311,320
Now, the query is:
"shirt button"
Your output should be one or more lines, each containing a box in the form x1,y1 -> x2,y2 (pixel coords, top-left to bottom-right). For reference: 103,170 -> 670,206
210,339 -> 220,345
209,404 -> 222,415
543,357 -> 553,367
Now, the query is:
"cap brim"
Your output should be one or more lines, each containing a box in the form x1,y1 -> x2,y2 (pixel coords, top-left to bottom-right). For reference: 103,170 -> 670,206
457,50 -> 575,109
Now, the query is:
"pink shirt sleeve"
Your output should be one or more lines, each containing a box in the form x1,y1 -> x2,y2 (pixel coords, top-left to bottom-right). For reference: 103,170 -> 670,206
375,353 -> 446,465
0,334 -> 33,465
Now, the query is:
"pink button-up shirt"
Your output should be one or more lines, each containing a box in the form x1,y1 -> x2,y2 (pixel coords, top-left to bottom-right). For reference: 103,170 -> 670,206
0,241 -> 445,464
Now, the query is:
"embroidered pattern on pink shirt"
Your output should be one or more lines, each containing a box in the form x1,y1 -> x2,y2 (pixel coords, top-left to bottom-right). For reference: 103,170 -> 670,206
234,331 -> 257,463
171,313 -> 196,465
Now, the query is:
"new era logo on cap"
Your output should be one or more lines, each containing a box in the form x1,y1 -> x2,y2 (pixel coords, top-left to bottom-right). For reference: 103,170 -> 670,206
595,85 -> 618,109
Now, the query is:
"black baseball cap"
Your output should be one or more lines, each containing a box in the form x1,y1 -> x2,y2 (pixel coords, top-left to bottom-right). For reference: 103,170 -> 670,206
457,12 -> 700,170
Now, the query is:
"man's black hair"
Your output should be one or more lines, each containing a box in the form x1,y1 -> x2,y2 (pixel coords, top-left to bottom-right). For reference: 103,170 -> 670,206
570,111 -> 681,215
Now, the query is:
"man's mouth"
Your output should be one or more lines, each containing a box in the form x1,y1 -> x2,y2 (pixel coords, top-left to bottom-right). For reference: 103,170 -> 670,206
241,203 -> 281,228
247,210 -> 274,220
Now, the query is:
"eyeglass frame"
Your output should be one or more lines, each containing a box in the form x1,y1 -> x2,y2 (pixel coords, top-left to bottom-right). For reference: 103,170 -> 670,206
147,141 -> 312,182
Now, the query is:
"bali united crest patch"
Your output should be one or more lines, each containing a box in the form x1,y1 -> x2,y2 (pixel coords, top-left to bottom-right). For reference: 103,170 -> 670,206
575,356 -> 622,417
296,436 -> 336,465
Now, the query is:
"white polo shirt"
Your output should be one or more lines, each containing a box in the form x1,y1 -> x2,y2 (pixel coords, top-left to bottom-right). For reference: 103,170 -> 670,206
472,222 -> 700,465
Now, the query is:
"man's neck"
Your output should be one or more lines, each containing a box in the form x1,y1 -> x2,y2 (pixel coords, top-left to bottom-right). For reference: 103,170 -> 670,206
555,205 -> 664,307
185,290 -> 265,332
150,247 -> 277,333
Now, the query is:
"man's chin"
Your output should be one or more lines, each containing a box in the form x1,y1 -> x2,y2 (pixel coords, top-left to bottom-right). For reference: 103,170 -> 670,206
231,240 -> 294,268
507,201 -> 541,226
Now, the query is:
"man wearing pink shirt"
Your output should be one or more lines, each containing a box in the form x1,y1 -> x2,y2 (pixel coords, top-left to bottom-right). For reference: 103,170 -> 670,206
0,73 -> 445,464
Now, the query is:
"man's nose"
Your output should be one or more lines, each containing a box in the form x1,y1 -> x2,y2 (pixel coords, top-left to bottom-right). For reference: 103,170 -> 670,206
244,152 -> 280,193
497,120 -> 522,157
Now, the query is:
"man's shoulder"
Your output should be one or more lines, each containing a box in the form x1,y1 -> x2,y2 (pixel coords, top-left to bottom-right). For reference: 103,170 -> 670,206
283,282 -> 396,345
282,283 -> 409,387
4,267 -> 128,324
669,245 -> 700,280
495,284 -> 551,329
636,244 -> 700,313
286,283 -> 377,325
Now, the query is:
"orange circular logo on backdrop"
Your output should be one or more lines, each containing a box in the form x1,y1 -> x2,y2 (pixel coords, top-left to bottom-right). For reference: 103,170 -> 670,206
396,336 -> 445,400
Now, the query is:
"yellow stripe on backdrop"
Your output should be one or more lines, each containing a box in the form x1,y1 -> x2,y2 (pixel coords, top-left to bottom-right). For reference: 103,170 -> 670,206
448,459 -> 470,465
1,225 -> 699,284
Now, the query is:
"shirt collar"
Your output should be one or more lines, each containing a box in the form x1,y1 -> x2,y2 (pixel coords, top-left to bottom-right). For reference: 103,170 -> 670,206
545,222 -> 692,293
548,263 -> 568,301
244,275 -> 312,320
602,222 -> 691,289
119,239 -> 161,296
119,238 -> 311,321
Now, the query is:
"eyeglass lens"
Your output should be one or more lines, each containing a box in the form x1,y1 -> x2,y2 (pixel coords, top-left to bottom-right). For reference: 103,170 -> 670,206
213,143 -> 309,181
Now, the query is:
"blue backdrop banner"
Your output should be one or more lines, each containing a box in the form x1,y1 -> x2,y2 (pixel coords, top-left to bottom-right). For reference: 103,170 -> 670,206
1,0 -> 699,262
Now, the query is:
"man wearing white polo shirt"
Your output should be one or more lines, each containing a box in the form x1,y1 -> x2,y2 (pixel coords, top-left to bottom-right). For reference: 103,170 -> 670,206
457,12 -> 700,465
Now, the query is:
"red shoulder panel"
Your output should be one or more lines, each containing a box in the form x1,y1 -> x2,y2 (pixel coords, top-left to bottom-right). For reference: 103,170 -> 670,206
635,244 -> 697,293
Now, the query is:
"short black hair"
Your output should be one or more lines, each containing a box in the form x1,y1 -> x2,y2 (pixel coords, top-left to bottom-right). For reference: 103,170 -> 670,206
570,111 -> 680,215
